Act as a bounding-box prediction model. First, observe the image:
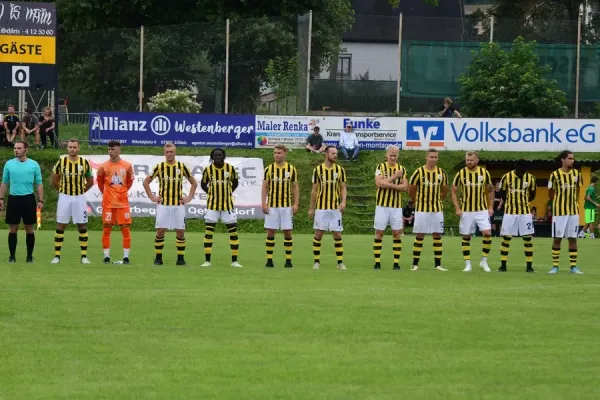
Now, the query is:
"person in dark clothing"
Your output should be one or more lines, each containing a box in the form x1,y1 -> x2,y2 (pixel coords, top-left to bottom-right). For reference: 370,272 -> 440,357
38,106 -> 57,148
305,126 -> 326,154
439,97 -> 462,118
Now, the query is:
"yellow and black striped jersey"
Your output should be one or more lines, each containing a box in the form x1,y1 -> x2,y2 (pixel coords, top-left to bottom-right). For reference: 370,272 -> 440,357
264,162 -> 298,208
548,168 -> 582,216
500,171 -> 536,215
52,156 -> 93,196
452,166 -> 492,212
150,161 -> 192,206
409,166 -> 448,212
375,162 -> 406,208
312,163 -> 346,210
202,162 -> 238,211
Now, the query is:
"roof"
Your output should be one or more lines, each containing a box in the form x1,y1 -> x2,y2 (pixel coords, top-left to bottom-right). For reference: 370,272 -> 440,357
453,159 -> 600,172
344,0 -> 467,43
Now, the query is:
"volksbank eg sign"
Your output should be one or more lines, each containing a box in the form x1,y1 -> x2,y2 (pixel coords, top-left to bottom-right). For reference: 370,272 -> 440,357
405,119 -> 597,152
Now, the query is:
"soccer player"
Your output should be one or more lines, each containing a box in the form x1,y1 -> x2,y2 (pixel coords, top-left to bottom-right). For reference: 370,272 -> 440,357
51,139 -> 94,264
583,176 -> 598,238
308,146 -> 347,270
262,145 -> 299,268
548,150 -> 584,274
497,159 -> 537,273
373,145 -> 408,270
143,143 -> 197,266
0,141 -> 44,262
408,148 -> 448,271
96,140 -> 135,264
200,148 -> 242,268
451,151 -> 494,272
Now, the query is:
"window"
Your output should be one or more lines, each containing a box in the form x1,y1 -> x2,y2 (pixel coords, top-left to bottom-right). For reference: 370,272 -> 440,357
337,54 -> 351,78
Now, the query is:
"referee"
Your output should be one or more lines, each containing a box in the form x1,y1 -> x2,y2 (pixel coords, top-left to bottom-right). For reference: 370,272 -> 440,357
0,141 -> 44,262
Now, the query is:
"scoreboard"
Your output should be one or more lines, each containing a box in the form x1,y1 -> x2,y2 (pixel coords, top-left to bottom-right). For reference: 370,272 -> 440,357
0,1 -> 57,90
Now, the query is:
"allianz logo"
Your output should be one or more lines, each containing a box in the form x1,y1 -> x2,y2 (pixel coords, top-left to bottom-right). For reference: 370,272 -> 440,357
91,116 -> 171,136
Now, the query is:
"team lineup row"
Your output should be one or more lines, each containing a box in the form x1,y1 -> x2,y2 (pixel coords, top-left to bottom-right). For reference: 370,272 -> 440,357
0,140 -> 588,274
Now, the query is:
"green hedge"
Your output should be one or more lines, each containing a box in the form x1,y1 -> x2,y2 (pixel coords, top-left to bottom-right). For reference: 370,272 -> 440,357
2,126 -> 599,234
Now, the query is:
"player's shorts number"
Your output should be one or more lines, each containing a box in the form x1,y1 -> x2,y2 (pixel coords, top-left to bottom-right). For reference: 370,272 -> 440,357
440,221 -> 445,230
527,222 -> 532,230
125,213 -> 130,219
83,210 -> 88,218
105,212 -> 112,221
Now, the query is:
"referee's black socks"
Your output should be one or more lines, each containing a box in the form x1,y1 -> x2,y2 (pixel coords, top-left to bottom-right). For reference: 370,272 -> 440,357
26,232 -> 35,259
8,232 -> 17,259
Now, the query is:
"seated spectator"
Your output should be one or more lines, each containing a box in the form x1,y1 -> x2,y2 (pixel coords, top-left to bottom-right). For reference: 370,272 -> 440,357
403,200 -> 415,228
21,108 -> 40,146
3,104 -> 20,145
305,126 -> 326,153
544,204 -> 552,223
0,113 -> 5,146
339,123 -> 359,162
38,106 -> 57,148
530,206 -> 538,220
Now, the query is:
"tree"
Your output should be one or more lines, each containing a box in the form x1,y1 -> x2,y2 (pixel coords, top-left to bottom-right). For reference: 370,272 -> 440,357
54,0 -> 354,113
459,37 -> 569,118
470,0 -> 600,44
148,90 -> 203,113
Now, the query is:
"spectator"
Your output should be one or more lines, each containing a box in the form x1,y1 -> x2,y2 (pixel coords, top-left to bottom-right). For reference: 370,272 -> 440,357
545,203 -> 552,223
531,206 -> 538,220
439,97 -> 462,118
305,126 -> 326,154
339,122 -> 359,162
38,106 -> 56,149
4,104 -> 20,145
403,200 -> 415,228
0,113 -> 5,146
21,108 -> 40,146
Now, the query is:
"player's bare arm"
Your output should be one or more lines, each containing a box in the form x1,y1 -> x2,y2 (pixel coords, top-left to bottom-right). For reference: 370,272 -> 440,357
292,181 -> 299,214
51,172 -> 61,191
339,182 -> 347,212
487,183 -> 495,216
440,183 -> 449,200
408,184 -> 417,203
308,183 -> 318,218
181,175 -> 197,205
0,183 -> 6,211
231,176 -> 239,192
36,183 -> 44,211
451,185 -> 462,217
261,178 -> 270,214
142,175 -> 160,204
529,184 -> 537,202
375,174 -> 390,189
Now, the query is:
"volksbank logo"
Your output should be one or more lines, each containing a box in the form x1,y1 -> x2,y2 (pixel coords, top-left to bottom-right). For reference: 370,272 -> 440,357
91,115 -> 171,136
406,121 -> 445,148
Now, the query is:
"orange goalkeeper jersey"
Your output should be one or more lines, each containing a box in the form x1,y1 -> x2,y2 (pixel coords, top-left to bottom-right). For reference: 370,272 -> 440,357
96,159 -> 134,209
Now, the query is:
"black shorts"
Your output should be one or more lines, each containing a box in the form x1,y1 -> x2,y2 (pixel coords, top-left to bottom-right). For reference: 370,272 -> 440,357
6,194 -> 37,225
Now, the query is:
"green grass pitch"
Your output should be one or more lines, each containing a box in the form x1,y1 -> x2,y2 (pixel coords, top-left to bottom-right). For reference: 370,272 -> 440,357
1,231 -> 599,399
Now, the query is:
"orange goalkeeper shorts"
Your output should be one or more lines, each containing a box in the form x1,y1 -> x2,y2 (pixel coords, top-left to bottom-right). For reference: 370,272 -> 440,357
102,207 -> 132,225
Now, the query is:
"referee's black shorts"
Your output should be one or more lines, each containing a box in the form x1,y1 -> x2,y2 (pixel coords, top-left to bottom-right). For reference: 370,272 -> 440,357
6,194 -> 37,225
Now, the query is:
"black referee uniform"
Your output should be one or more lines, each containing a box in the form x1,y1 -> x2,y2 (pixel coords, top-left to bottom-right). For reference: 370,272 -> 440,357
0,148 -> 44,262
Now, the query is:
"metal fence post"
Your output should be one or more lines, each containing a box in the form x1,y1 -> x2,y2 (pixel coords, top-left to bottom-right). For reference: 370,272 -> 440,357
225,19 -> 230,114
139,25 -> 144,112
575,11 -> 582,118
305,10 -> 313,113
489,15 -> 494,42
396,13 -> 403,114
